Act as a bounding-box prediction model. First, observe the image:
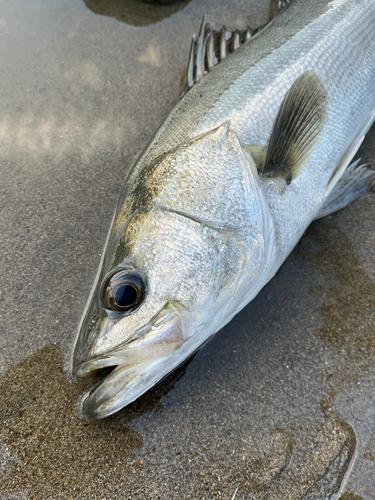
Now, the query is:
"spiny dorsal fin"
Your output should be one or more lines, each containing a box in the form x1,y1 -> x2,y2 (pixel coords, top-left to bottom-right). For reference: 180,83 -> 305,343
259,71 -> 328,185
269,0 -> 295,19
183,2 -> 296,96
183,16 -> 262,95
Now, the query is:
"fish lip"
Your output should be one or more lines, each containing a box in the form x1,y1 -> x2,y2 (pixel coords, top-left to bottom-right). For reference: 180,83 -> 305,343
73,355 -> 119,378
73,334 -> 146,379
82,360 -> 155,419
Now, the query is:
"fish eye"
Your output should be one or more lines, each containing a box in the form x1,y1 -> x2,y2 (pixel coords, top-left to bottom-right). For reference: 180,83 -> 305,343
103,270 -> 144,311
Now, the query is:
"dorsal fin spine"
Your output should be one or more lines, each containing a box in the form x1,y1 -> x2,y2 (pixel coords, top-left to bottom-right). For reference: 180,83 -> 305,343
187,36 -> 196,88
206,25 -> 216,70
183,16 -> 270,96
195,16 -> 207,81
233,30 -> 240,50
220,27 -> 227,61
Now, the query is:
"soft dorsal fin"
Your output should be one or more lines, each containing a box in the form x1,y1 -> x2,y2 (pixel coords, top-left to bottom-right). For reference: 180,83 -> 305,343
259,72 -> 328,185
183,16 -> 263,95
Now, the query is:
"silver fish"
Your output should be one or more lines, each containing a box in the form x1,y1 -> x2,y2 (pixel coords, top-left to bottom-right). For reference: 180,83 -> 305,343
73,0 -> 375,418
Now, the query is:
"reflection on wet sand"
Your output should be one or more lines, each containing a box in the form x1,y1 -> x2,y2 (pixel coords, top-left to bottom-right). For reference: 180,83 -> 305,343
296,214 -> 375,500
339,494 -> 363,500
301,419 -> 355,500
83,0 -> 191,26
0,313 -> 358,498
0,346 -> 190,499
297,216 -> 375,371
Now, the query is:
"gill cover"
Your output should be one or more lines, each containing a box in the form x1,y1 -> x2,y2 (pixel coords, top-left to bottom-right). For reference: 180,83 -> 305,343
73,122 -> 273,418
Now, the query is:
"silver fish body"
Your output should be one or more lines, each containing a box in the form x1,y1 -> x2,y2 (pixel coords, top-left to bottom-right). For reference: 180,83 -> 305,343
73,0 -> 375,418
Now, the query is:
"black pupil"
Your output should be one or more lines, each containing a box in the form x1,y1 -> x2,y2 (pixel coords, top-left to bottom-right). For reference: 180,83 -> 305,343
114,284 -> 137,307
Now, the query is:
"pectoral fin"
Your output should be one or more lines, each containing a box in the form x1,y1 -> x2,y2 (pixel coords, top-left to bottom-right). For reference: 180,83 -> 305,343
259,71 -> 328,185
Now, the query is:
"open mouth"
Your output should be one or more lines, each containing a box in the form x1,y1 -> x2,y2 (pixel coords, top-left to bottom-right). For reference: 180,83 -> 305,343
73,305 -> 186,418
74,342 -> 184,418
74,348 -> 132,378
80,359 -> 157,419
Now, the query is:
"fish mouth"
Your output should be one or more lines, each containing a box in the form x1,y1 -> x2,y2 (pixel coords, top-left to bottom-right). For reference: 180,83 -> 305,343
80,359 -> 159,419
73,306 -> 185,419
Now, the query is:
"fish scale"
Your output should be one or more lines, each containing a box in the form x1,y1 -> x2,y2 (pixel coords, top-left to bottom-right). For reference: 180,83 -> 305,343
73,0 -> 375,418
127,0 -> 374,180
118,0 -> 375,272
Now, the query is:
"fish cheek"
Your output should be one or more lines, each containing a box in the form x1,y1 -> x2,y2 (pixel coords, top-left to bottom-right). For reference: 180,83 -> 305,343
167,229 -> 244,318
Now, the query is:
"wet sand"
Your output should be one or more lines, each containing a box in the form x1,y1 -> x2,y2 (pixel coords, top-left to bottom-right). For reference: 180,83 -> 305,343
0,0 -> 374,498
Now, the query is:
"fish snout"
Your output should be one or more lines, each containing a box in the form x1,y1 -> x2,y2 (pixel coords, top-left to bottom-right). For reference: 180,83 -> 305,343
74,305 -> 185,418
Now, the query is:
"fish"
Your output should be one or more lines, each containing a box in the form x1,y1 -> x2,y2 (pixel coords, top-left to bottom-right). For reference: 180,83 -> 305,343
73,0 -> 375,419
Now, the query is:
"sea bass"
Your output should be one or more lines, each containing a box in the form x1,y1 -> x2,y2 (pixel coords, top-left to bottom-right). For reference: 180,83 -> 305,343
73,0 -> 375,418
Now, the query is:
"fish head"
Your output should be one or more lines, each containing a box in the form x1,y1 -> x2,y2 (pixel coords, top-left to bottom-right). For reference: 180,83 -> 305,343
73,123 -> 271,418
